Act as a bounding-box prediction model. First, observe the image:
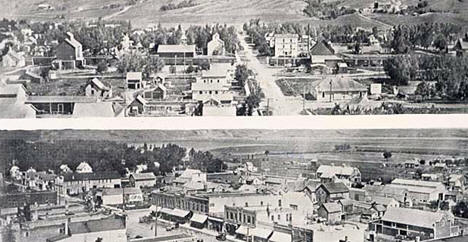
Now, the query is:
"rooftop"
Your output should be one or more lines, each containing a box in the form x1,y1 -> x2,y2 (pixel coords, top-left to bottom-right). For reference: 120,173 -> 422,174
68,215 -> 125,234
72,102 -> 118,118
157,45 -> 196,54
321,202 -> 342,213
26,96 -> 98,103
62,171 -> 121,182
382,207 -> 450,229
318,182 -> 349,194
311,77 -> 367,92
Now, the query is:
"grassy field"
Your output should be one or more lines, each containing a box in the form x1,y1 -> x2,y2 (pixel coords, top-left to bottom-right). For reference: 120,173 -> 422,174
275,78 -> 320,97
27,76 -> 126,96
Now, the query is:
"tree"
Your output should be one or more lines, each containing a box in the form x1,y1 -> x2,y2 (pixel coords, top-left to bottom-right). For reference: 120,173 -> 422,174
143,55 -> 165,79
419,159 -> 426,165
96,60 -> 108,73
383,55 -> 419,86
383,151 -> 392,160
433,34 -> 447,52
235,64 -> 250,87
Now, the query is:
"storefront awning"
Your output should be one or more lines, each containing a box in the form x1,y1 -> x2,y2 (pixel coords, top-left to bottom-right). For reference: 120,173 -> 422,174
235,225 -> 250,236
251,227 -> 273,240
270,231 -> 292,242
190,213 -> 208,224
172,208 -> 190,218
149,205 -> 161,212
208,216 -> 224,223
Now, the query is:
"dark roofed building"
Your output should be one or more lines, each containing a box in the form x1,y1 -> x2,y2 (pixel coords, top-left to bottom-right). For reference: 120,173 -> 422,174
315,182 -> 350,204
310,39 -> 335,55
454,38 -> 468,57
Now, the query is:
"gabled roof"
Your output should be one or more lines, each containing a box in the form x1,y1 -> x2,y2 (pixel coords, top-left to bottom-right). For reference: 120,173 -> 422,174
321,202 -> 342,213
317,182 -> 349,194
89,78 -> 110,91
382,207 -> 449,229
251,227 -> 273,239
311,77 -> 367,92
64,32 -> 82,50
157,45 -> 196,54
135,95 -> 148,105
372,196 -> 397,206
310,39 -> 335,55
26,96 -> 98,103
455,38 -> 468,51
201,64 -> 231,78
0,84 -> 26,97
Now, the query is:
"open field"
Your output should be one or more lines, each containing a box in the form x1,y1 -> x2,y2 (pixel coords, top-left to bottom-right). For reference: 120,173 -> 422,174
1,0 -> 466,28
27,76 -> 126,96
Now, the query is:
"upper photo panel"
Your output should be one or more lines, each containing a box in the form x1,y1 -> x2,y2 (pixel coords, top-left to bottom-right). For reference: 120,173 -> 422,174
1,0 -> 468,118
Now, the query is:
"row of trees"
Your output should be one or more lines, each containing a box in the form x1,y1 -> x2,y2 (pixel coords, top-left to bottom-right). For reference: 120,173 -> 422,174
185,24 -> 240,54
384,54 -> 468,101
160,0 -> 198,11
117,53 -> 165,78
2,139 -> 226,176
389,23 -> 461,53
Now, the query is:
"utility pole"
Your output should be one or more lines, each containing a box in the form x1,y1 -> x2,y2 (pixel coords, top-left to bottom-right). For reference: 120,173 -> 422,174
174,55 -> 177,75
154,214 -> 158,237
329,79 -> 333,102
303,85 -> 306,111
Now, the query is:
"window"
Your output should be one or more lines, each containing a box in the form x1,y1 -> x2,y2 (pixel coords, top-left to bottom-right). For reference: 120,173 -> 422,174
278,199 -> 282,207
243,214 -> 246,223
247,216 -> 251,224
260,201 -> 264,206
199,91 -> 203,95
215,91 -> 218,94
209,91 -> 212,94
278,214 -> 281,220
271,215 -> 274,221
322,92 -> 325,98
245,202 -> 248,207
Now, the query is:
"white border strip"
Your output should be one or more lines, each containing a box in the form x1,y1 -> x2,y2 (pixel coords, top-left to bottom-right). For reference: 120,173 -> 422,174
0,114 -> 466,130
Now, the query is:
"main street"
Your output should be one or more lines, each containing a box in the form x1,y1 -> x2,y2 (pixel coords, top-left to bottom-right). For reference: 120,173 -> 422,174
238,33 -> 305,116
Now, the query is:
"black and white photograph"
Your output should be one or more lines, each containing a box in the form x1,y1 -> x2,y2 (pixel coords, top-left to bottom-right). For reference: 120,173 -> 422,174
2,1 -> 468,117
1,128 -> 468,242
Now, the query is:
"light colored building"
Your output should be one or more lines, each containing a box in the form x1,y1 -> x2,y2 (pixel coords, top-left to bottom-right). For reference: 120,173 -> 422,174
370,207 -> 459,241
99,187 -> 143,205
207,32 -> 225,56
55,171 -> 121,195
1,50 -> 25,68
274,34 -> 299,57
310,77 -> 368,102
129,172 -> 157,188
191,64 -> 233,103
85,78 -> 112,99
75,162 -> 93,173
316,164 -> 361,184
127,72 -> 144,89
387,178 -> 446,204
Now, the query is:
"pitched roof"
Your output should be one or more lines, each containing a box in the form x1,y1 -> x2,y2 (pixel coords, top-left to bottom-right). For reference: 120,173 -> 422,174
157,45 -> 196,54
372,196 -> 397,206
270,231 -> 292,242
72,102 -> 117,118
68,215 -> 125,234
190,213 -> 208,224
310,40 -> 335,55
382,207 -> 448,229
251,227 -> 273,239
321,202 -> 342,213
318,182 -> 349,194
391,178 -> 445,189
455,38 -> 468,51
130,172 -> 156,181
63,171 -> 121,182
64,32 -> 82,50
0,84 -> 26,97
89,78 -> 110,91
312,77 -> 367,92
317,165 -> 358,177
26,96 -> 97,103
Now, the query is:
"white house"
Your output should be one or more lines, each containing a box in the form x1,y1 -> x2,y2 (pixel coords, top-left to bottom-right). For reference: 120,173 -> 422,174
311,77 -> 368,102
207,33 -> 225,56
129,172 -> 157,188
191,64 -> 234,103
75,162 -> 93,173
274,34 -> 299,57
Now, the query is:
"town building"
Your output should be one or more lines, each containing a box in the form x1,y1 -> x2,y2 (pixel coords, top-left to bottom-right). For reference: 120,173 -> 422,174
316,164 -> 361,184
129,172 -> 157,188
127,72 -> 144,89
157,45 -> 196,65
387,178 -> 446,204
53,32 -> 85,70
453,37 -> 468,57
0,84 -> 36,119
98,187 -> 143,205
317,202 -> 343,224
142,84 -> 167,100
85,78 -> 112,99
201,98 -> 237,116
46,215 -> 127,242
54,171 -> 122,196
191,64 -> 234,103
274,34 -> 299,57
75,162 -> 93,173
127,95 -> 147,116
310,77 -> 368,102
309,39 -> 344,74
207,33 -> 225,56
370,207 -> 459,241
25,96 -> 98,116
315,182 -> 350,204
